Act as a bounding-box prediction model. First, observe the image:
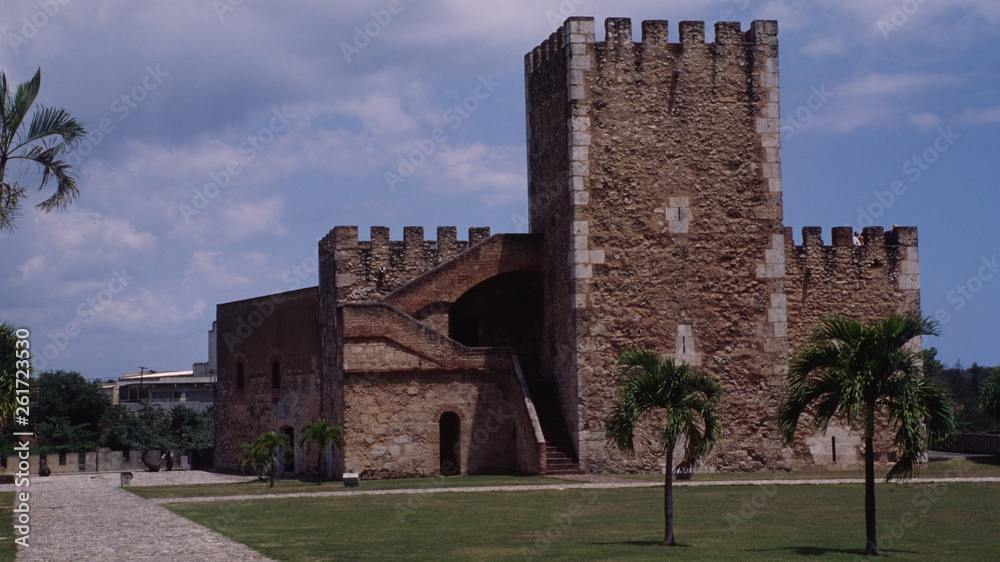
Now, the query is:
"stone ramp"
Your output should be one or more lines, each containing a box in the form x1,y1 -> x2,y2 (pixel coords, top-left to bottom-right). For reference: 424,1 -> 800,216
12,473 -> 273,561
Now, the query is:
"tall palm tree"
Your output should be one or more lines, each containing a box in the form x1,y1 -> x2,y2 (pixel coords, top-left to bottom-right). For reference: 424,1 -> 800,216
777,312 -> 956,556
0,68 -> 86,230
298,419 -> 345,485
606,346 -> 722,546
241,431 -> 291,488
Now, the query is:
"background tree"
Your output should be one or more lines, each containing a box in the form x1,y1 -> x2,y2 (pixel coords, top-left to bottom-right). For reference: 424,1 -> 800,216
131,401 -> 173,453
924,347 -> 1000,431
298,419 -> 345,484
978,369 -> 1000,423
240,431 -> 291,488
168,405 -> 214,452
101,404 -> 142,451
33,370 -> 110,452
0,322 -> 20,427
606,347 -> 722,547
777,313 -> 957,556
0,68 -> 87,230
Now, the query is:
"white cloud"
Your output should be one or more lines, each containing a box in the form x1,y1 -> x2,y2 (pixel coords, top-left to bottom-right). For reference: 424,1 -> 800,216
801,36 -> 845,57
907,112 -> 943,131
958,105 -> 1000,125
9,255 -> 47,286
804,73 -> 960,133
837,73 -> 959,98
435,143 -> 525,205
182,250 -> 271,291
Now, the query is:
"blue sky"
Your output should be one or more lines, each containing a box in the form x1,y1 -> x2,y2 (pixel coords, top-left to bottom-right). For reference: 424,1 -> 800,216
1,0 -> 997,380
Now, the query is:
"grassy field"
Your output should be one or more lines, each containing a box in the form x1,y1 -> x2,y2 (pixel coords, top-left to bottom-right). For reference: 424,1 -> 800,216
0,492 -> 16,562
127,474 -> 567,500
162,480 -> 1000,560
609,456 -> 1000,483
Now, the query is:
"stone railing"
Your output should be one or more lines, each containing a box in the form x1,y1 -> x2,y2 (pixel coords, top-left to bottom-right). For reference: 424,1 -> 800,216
1,448 -> 192,476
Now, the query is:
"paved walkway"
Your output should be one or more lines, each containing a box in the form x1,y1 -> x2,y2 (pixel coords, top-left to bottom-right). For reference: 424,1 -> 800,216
7,472 -> 273,561
147,474 -> 1000,505
6,470 -> 1000,560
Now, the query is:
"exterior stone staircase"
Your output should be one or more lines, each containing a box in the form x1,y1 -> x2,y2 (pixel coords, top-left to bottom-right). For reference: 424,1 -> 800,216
527,380 -> 583,475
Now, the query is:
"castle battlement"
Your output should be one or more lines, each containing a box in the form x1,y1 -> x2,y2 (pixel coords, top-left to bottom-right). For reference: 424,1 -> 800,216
320,226 -> 491,302
785,226 -> 918,249
525,18 -> 778,74
785,226 -> 920,296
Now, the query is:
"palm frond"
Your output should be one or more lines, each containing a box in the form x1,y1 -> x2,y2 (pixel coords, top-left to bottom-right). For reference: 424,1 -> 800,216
20,105 -> 86,151
10,144 -> 80,210
606,346 -> 722,468
5,69 -> 41,145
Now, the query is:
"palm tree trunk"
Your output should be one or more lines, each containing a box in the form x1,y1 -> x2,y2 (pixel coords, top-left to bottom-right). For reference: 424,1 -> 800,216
317,449 -> 323,485
864,414 -> 878,556
663,446 -> 676,546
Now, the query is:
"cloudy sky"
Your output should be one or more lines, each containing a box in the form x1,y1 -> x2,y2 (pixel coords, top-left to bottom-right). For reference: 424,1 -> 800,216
1,0 -> 998,380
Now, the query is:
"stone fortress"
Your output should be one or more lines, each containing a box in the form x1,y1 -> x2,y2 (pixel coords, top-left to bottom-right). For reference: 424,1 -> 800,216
213,17 -> 920,479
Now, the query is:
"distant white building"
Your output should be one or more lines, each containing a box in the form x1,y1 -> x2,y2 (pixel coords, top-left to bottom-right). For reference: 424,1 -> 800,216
102,323 -> 218,412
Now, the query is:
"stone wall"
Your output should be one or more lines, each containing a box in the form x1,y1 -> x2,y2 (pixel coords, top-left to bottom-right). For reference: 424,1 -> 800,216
342,366 -> 522,478
1,449 -> 190,476
527,18 -> 791,473
318,228 -> 545,478
214,287 -> 322,475
317,226 -> 493,437
784,225 -> 921,467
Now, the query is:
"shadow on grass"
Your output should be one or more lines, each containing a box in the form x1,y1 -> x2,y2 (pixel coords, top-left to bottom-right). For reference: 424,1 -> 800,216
751,545 -> 918,557
590,540 -> 692,548
965,456 -> 1000,467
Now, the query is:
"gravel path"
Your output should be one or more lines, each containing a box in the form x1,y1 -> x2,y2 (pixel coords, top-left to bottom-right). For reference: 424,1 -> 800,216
8,472 -> 273,561
146,474 -> 1000,505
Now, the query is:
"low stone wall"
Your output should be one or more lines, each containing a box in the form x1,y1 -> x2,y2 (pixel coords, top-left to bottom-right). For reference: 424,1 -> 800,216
940,433 -> 1000,456
1,449 -> 192,476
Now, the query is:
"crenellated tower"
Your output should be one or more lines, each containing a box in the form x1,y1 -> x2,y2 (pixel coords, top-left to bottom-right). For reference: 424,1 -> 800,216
526,18 -> 791,472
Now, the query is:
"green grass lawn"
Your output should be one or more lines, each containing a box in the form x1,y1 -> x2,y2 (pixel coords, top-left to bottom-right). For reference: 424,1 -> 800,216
608,455 -> 1000,483
163,481 -> 1000,561
0,492 -> 15,562
127,473 -> 568,500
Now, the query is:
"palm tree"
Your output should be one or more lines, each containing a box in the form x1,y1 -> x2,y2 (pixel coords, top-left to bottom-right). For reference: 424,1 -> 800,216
777,312 -> 956,556
297,419 -> 345,485
0,68 -> 87,230
606,346 -> 722,546
237,442 -> 269,481
979,369 -> 1000,422
240,431 -> 291,488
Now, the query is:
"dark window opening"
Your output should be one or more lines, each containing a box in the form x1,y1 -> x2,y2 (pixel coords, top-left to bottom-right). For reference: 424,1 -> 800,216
58,452 -> 67,466
271,361 -> 281,389
450,317 -> 480,347
236,363 -> 245,390
439,412 -> 460,476
831,435 -> 837,464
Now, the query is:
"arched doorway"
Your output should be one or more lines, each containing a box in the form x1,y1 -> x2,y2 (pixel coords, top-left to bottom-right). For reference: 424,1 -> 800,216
439,412 -> 460,476
280,426 -> 295,474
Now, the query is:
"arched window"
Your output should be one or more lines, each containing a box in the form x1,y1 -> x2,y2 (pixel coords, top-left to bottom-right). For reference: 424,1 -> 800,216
236,363 -> 245,390
271,361 -> 281,389
439,412 -> 460,476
